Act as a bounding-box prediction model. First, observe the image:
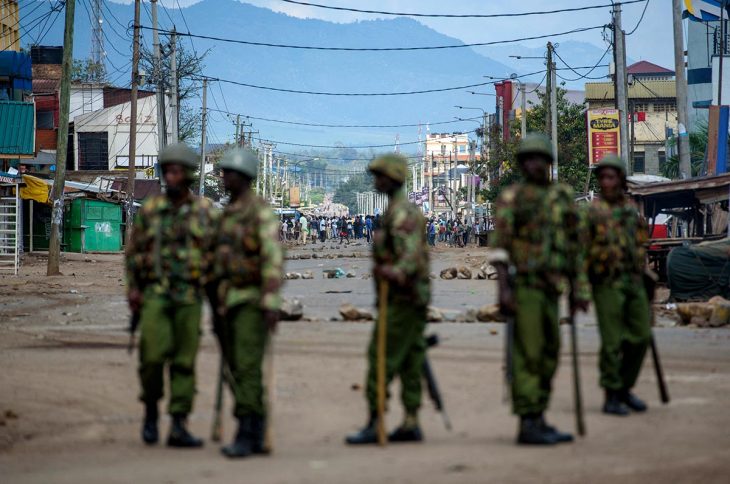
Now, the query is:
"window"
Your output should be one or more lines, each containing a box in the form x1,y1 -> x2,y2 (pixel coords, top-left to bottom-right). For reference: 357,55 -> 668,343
37,111 -> 54,129
633,152 -> 645,174
654,101 -> 676,113
458,145 -> 466,153
658,150 -> 666,170
78,132 -> 109,170
633,102 -> 649,113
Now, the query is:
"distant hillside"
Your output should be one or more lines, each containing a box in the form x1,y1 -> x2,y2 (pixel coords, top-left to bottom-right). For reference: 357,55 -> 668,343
19,0 -> 553,149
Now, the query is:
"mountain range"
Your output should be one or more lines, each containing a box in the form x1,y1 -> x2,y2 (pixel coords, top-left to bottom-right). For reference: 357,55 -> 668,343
19,0 -> 612,152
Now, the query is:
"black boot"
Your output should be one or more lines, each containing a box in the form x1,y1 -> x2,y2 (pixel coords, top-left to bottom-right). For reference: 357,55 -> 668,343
251,414 -> 269,455
517,415 -> 558,445
620,390 -> 648,412
222,416 -> 254,458
388,412 -> 424,443
539,414 -> 573,443
167,414 -> 204,448
603,390 -> 630,416
345,412 -> 378,445
141,402 -> 159,445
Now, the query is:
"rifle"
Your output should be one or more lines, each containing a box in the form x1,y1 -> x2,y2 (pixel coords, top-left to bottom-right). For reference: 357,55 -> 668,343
127,311 -> 140,355
423,334 -> 452,431
643,270 -> 670,404
568,300 -> 586,437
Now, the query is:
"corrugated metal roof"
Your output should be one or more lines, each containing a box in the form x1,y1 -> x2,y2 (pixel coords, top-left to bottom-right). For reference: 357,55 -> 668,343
585,80 -> 677,101
0,101 -> 36,157
32,79 -> 60,94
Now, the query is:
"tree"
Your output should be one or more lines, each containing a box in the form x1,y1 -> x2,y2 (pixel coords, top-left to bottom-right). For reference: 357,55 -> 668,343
139,40 -> 209,144
71,59 -> 105,83
661,122 -> 708,179
478,84 -> 591,201
333,173 -> 373,213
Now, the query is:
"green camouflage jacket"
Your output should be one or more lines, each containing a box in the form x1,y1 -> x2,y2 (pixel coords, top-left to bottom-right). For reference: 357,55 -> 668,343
125,194 -> 219,303
372,191 -> 430,307
212,191 -> 284,312
585,195 -> 648,282
491,181 -> 590,300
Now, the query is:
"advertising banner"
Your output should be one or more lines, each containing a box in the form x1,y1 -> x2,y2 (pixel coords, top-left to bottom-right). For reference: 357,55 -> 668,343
587,108 -> 621,165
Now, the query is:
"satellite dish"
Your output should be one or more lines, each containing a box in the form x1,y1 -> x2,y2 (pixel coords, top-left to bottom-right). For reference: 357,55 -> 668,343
510,73 -> 518,80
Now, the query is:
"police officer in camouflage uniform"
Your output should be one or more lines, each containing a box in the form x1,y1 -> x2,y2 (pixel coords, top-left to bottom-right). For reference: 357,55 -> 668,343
586,154 -> 651,416
346,153 -> 431,445
209,148 -> 284,458
490,133 -> 590,445
126,142 -> 218,447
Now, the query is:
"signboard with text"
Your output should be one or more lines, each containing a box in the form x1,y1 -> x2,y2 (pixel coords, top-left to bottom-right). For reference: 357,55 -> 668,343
587,108 -> 620,165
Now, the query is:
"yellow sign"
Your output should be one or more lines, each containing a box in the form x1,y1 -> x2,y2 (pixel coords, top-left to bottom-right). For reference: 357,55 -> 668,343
586,108 -> 621,165
289,186 -> 300,208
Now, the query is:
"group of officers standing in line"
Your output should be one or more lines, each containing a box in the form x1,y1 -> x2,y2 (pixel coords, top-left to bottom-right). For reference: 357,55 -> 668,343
125,132 -> 656,457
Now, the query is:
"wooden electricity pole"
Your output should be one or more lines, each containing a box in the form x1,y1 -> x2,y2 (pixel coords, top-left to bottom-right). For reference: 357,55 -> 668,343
126,0 -> 141,245
47,0 -> 76,276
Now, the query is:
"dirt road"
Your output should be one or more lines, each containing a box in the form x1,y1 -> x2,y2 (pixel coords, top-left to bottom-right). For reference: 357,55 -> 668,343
1,247 -> 729,483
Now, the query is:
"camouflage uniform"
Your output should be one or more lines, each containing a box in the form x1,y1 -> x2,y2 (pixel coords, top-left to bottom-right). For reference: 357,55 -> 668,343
212,191 -> 283,418
126,194 -> 218,416
492,182 -> 590,417
586,196 -> 651,393
366,189 -> 431,415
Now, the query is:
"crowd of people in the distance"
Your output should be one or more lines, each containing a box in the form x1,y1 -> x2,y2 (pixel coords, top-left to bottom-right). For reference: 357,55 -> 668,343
281,213 -> 494,248
425,216 -> 493,248
280,214 -> 380,244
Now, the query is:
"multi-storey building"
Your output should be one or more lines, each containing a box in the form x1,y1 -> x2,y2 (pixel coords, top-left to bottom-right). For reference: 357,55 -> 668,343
0,1 -> 20,52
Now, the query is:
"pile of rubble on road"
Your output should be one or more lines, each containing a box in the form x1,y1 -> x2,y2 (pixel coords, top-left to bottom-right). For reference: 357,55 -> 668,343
438,265 -> 498,280
672,296 -> 730,328
337,303 -> 505,323
286,252 -> 368,260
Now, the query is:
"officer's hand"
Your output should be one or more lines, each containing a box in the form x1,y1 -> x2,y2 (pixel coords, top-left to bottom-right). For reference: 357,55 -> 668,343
498,285 -> 516,316
571,297 -> 590,313
263,310 -> 279,334
128,288 -> 143,313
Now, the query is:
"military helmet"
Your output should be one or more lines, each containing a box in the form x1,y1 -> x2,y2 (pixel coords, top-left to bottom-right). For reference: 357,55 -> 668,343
158,142 -> 199,169
368,153 -> 408,184
516,133 -> 554,164
219,147 -> 259,179
594,154 -> 626,177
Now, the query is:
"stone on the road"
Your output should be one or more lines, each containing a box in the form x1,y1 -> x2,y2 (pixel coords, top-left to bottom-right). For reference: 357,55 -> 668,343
339,304 -> 374,321
476,304 -> 506,322
457,266 -> 472,279
440,267 -> 457,279
280,299 -> 304,321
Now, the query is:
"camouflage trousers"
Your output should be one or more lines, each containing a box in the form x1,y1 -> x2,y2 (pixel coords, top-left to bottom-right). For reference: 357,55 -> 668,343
138,294 -> 202,416
365,302 -> 427,414
593,276 -> 651,391
511,284 -> 560,417
224,303 -> 269,418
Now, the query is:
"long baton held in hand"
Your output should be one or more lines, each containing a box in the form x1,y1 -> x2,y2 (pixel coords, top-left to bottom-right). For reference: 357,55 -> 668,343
263,335 -> 276,453
376,281 -> 388,447
569,306 -> 586,437
210,355 -> 225,442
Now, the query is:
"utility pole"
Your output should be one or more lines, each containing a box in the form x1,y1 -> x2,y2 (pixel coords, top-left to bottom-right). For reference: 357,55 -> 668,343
520,81 -> 527,138
613,3 -> 630,173
429,153 -> 434,215
47,0 -> 75,275
547,42 -> 558,181
169,29 -> 178,144
235,114 -> 241,146
199,78 -> 208,196
90,0 -> 105,81
126,0 -> 142,246
545,43 -> 552,138
151,0 -> 166,152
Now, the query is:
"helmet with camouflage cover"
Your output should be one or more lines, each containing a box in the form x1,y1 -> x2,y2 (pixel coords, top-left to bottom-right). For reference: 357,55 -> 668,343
219,147 -> 259,179
516,133 -> 554,164
594,154 -> 626,177
158,142 -> 199,169
368,153 -> 408,184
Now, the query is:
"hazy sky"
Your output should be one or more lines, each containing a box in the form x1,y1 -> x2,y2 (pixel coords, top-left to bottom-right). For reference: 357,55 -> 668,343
150,0 -> 676,69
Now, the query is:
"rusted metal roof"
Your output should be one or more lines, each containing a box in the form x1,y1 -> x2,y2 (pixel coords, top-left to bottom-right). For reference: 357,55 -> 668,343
0,100 -> 35,158
585,79 -> 676,101
32,79 -> 60,94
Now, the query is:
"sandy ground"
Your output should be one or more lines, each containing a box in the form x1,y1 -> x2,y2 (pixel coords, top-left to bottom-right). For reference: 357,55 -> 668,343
1,244 -> 729,484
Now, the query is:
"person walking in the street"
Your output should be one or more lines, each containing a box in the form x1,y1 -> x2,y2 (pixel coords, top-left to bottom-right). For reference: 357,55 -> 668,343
319,217 -> 327,242
490,133 -> 590,446
126,142 -> 218,448
209,148 -> 284,458
586,154 -> 652,417
346,153 -> 430,445
299,215 -> 308,245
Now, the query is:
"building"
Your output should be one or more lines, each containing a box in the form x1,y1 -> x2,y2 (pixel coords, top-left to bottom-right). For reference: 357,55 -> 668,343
585,61 -> 679,176
424,132 -> 470,216
0,0 -> 20,52
0,49 -> 34,169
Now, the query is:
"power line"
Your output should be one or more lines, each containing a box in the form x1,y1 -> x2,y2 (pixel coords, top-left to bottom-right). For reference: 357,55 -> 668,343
139,24 -> 606,52
256,137 -> 426,149
193,69 -> 546,96
626,0 -> 650,36
206,108 -> 482,128
553,44 -> 611,81
279,0 -> 646,19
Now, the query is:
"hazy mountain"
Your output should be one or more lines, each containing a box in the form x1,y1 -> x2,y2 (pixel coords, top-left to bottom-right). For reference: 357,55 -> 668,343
20,0 -> 555,149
